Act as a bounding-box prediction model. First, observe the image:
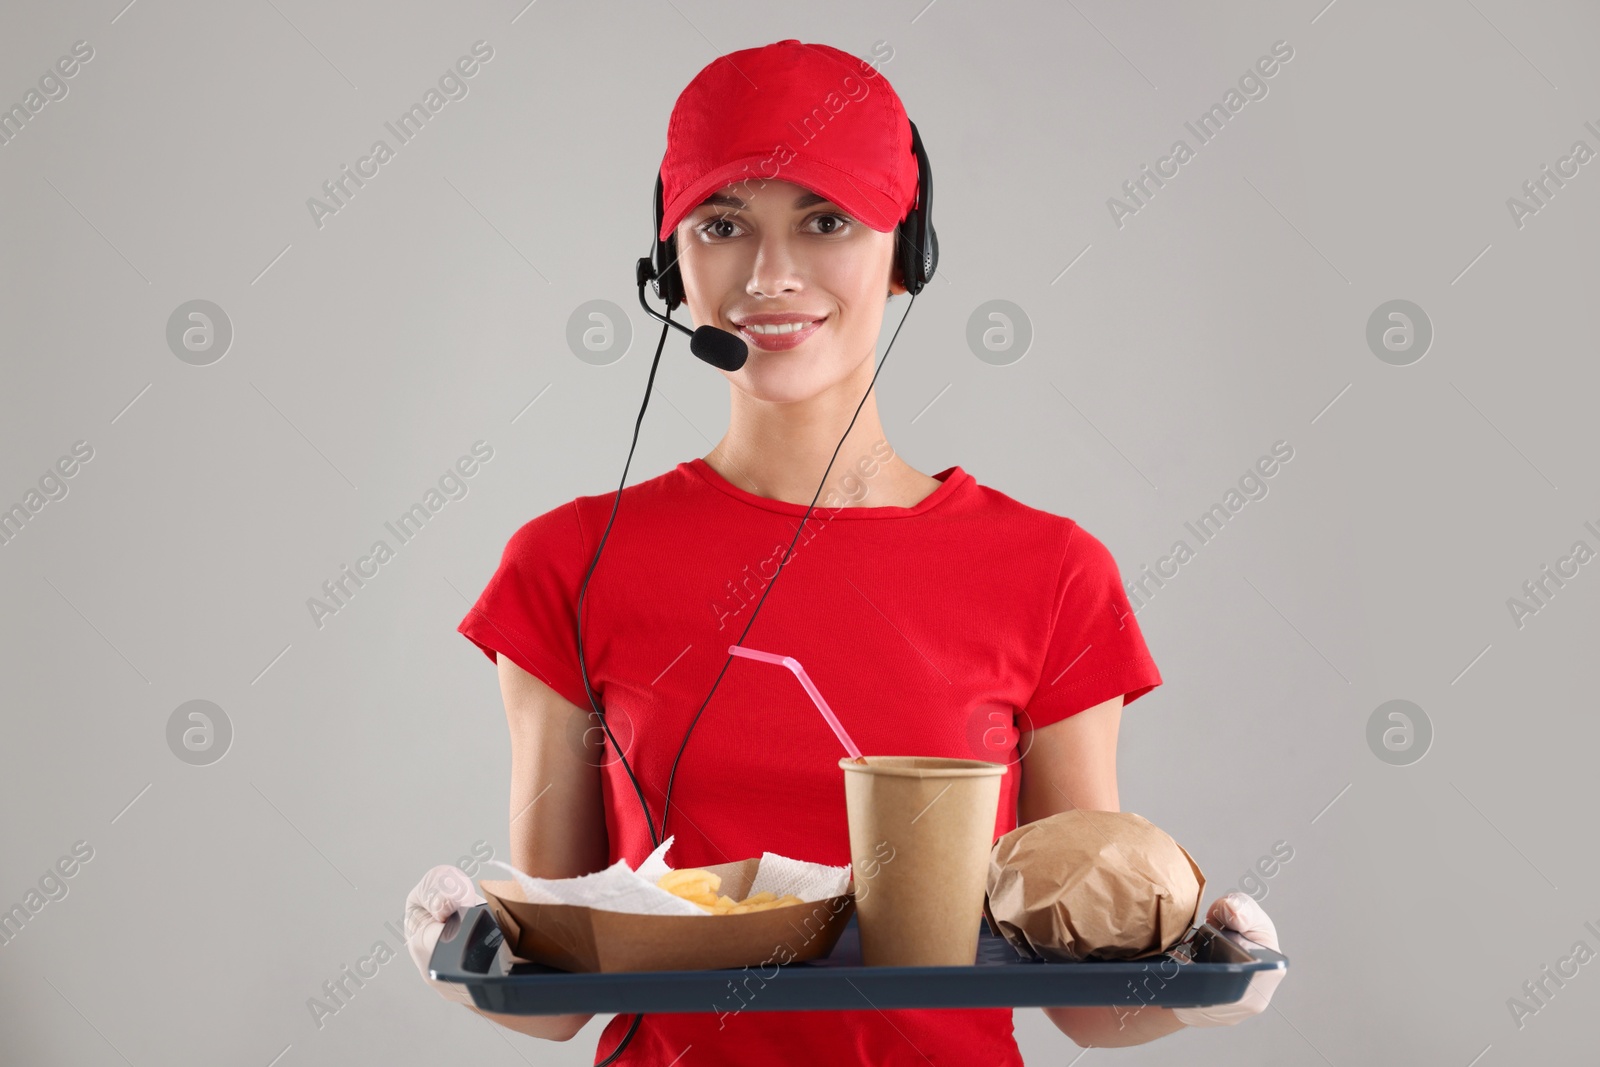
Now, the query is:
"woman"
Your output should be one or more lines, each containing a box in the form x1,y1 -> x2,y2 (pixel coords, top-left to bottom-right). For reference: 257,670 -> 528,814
405,39 -> 1283,1065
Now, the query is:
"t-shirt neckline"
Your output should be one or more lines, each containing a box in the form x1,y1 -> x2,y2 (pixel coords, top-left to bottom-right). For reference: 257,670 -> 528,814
683,457 -> 970,519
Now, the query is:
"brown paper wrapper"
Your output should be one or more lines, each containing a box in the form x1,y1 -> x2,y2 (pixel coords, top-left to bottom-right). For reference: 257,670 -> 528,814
983,810 -> 1205,962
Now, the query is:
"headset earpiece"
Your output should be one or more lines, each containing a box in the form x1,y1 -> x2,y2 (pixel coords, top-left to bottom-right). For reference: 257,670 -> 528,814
651,173 -> 685,311
895,119 -> 939,296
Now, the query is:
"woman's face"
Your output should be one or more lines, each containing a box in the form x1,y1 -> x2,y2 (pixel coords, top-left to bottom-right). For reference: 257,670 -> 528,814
675,178 -> 906,404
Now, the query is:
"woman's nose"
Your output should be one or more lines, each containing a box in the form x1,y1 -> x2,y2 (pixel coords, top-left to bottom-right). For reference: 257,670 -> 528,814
745,232 -> 804,298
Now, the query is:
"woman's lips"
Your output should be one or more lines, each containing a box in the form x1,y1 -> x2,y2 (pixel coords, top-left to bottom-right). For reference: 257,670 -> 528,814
735,318 -> 825,352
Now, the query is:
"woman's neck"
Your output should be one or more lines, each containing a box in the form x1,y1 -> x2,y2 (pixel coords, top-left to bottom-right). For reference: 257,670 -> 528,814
703,352 -> 944,508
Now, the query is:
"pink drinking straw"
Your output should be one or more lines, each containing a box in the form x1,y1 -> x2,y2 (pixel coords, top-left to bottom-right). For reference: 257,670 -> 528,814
728,644 -> 864,760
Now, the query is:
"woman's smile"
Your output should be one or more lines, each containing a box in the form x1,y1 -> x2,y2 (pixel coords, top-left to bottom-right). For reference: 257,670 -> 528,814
731,314 -> 828,352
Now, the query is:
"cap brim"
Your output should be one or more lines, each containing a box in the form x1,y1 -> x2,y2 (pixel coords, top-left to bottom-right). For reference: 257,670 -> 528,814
659,154 -> 907,242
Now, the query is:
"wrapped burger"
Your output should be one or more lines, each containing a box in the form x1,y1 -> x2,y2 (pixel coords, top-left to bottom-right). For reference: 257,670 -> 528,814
983,810 -> 1205,962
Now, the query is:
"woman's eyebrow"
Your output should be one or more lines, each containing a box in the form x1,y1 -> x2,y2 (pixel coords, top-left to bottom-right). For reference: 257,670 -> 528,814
698,190 -> 832,211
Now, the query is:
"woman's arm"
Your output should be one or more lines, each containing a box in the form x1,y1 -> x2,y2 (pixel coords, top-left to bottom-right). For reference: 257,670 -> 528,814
1018,693 -> 1187,1049
460,653 -> 611,1041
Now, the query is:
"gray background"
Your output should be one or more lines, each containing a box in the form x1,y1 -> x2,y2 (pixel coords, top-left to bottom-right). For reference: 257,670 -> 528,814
2,0 -> 1596,1064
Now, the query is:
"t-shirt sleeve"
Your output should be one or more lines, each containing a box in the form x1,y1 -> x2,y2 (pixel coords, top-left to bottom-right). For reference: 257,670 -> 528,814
456,500 -> 596,712
1019,521 -> 1162,732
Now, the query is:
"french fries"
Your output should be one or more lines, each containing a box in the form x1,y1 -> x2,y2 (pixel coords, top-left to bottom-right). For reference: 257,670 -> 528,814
656,868 -> 805,914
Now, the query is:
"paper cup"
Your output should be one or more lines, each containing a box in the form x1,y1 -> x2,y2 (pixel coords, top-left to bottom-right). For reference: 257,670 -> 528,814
839,756 -> 1005,967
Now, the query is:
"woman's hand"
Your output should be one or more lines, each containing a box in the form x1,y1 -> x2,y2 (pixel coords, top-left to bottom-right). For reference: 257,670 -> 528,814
1172,892 -> 1285,1027
404,864 -> 486,1006
402,861 -> 594,1040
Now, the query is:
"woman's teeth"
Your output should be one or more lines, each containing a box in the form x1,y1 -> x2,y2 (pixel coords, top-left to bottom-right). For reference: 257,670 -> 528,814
743,321 -> 817,335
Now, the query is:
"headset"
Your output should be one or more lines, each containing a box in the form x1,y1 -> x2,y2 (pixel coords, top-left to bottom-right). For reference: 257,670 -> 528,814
577,120 -> 937,1065
645,121 -> 939,315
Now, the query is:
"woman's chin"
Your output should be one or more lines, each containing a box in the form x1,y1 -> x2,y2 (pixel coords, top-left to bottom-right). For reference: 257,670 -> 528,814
726,337 -> 872,404
731,367 -> 839,406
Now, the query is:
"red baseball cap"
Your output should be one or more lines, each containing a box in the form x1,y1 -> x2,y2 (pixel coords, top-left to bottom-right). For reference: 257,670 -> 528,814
657,39 -> 919,243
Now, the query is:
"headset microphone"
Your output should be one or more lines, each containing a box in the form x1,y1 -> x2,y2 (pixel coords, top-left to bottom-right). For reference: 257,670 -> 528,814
634,258 -> 749,371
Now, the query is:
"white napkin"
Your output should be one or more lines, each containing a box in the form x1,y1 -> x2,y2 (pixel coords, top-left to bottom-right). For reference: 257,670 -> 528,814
749,850 -> 853,900
480,837 -> 853,917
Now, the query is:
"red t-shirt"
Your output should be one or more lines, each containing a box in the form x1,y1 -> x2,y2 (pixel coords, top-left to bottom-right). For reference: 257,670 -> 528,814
458,456 -> 1162,1066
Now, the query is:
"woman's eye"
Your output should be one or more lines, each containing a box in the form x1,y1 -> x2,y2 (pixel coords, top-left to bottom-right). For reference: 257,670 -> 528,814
700,217 -> 741,239
812,213 -> 851,235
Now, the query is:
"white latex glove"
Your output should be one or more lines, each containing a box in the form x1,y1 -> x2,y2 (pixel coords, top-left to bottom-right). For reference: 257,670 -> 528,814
1172,892 -> 1285,1027
404,864 -> 487,1006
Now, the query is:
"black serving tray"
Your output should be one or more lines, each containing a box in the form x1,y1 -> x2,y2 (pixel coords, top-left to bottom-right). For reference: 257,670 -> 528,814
431,904 -> 1286,1015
